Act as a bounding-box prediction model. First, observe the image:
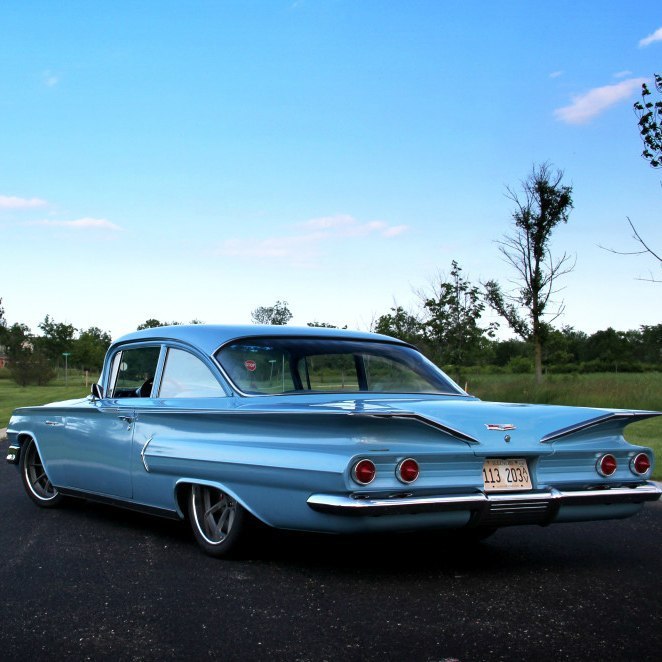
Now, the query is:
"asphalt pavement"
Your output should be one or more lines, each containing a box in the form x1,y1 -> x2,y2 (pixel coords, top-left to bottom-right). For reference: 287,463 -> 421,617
1,436 -> 661,662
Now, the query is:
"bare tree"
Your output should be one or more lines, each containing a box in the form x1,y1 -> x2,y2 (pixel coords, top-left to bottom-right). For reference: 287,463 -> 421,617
600,217 -> 661,283
484,163 -> 574,383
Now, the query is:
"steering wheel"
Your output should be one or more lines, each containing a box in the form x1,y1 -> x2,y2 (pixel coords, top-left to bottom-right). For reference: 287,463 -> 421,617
136,378 -> 154,398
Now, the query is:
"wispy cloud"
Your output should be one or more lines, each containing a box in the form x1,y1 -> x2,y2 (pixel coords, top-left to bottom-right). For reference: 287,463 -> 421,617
613,70 -> 632,79
42,70 -> 60,87
29,217 -> 122,231
549,71 -> 563,79
639,26 -> 662,47
0,195 -> 47,210
554,77 -> 647,124
217,214 -> 409,263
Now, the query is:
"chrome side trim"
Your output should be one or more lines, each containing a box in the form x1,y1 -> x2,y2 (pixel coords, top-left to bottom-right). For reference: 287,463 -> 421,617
141,435 -> 154,473
540,411 -> 661,443
306,483 -> 662,517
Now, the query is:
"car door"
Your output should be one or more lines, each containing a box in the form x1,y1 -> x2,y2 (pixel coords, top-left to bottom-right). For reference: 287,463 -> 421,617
61,344 -> 162,499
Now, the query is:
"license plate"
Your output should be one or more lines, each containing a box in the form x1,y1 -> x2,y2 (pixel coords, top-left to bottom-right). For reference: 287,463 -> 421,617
483,458 -> 532,491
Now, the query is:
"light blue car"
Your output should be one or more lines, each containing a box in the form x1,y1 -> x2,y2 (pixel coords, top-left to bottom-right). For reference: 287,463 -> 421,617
7,325 -> 661,557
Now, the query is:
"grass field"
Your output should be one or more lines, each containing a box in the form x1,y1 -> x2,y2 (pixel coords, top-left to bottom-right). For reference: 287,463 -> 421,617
1,371 -> 660,478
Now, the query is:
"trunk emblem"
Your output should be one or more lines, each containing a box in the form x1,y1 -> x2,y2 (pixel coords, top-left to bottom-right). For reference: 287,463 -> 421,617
485,424 -> 516,431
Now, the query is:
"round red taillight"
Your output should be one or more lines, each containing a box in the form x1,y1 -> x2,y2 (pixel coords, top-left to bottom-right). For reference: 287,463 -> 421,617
352,459 -> 376,485
631,453 -> 651,476
397,458 -> 419,484
597,454 -> 617,477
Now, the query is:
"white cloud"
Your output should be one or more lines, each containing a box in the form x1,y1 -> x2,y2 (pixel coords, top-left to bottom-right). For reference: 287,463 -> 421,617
301,214 -> 356,230
549,71 -> 563,79
0,195 -> 47,209
613,70 -> 632,79
383,224 -> 408,238
639,26 -> 662,47
42,70 -> 59,87
554,78 -> 648,124
29,217 -> 122,231
217,214 -> 409,263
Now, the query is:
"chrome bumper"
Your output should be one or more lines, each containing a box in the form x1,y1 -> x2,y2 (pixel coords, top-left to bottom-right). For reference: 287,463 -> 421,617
307,483 -> 662,522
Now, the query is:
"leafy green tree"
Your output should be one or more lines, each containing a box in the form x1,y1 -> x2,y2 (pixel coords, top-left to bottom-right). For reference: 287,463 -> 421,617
72,327 -> 112,372
251,301 -> 293,325
484,163 -> 574,383
5,323 -> 55,386
37,315 -> 76,363
307,321 -> 346,329
374,306 -> 423,346
584,328 -> 634,371
137,319 -> 179,330
635,74 -> 662,168
638,324 -> 662,364
423,260 -> 495,366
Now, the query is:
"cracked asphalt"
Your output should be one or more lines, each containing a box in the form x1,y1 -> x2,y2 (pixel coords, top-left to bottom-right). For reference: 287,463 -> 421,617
1,441 -> 661,662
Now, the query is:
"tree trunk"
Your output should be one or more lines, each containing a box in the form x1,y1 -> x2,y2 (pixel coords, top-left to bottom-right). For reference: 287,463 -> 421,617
534,337 -> 543,384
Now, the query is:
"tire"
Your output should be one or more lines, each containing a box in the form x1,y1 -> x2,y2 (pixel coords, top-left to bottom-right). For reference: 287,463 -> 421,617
188,484 -> 247,558
20,438 -> 63,508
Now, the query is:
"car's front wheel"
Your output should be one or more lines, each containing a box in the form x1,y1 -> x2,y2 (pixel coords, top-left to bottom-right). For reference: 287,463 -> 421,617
188,484 -> 247,557
20,437 -> 63,508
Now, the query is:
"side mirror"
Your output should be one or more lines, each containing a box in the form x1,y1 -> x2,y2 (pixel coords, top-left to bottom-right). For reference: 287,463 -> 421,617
91,383 -> 104,400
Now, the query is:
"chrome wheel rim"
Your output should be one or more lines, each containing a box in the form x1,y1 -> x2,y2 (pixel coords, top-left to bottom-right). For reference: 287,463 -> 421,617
191,485 -> 237,545
24,441 -> 58,501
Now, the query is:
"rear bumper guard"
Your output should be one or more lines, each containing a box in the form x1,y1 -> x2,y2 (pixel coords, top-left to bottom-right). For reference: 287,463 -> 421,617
307,483 -> 662,523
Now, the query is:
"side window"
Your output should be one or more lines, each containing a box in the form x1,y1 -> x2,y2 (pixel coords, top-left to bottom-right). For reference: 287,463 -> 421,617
110,346 -> 161,398
158,348 -> 224,398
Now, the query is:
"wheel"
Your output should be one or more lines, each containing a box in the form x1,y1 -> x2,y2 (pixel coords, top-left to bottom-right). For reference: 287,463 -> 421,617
188,484 -> 247,557
20,438 -> 63,508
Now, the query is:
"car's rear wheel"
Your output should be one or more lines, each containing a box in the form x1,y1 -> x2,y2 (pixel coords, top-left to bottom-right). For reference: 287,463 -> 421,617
20,438 -> 63,508
188,484 -> 247,557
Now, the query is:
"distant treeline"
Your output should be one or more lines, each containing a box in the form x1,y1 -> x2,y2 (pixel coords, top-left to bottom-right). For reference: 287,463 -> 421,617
0,312 -> 660,388
410,324 -> 662,375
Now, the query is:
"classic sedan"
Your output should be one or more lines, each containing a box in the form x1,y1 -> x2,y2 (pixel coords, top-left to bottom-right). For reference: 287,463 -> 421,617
7,325 -> 661,557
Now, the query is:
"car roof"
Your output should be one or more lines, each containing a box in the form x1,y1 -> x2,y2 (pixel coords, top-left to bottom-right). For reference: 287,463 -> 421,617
111,324 -> 408,357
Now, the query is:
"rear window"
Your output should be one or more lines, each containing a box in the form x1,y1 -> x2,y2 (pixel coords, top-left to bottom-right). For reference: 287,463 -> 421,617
215,337 -> 461,396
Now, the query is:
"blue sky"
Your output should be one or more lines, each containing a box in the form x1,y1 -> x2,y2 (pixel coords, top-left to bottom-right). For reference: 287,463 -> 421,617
1,1 -> 660,340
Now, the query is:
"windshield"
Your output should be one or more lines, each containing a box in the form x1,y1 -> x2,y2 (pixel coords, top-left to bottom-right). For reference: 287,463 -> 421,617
215,338 -> 463,396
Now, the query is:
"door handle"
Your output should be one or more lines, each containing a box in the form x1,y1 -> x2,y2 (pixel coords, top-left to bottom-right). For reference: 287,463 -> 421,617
118,415 -> 134,425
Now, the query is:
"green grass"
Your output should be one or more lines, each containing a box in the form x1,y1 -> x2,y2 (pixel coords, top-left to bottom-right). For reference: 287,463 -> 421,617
2,371 -> 660,479
0,370 -> 93,427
